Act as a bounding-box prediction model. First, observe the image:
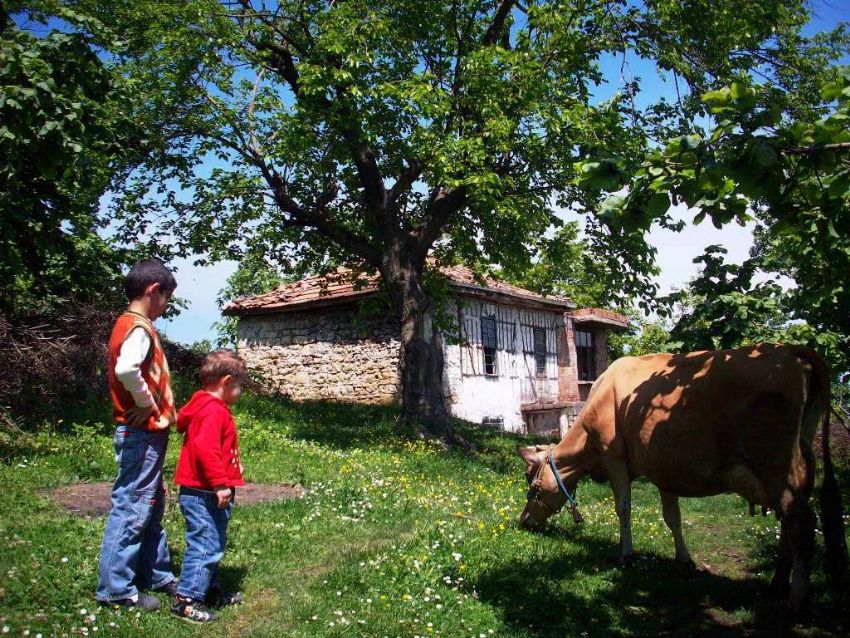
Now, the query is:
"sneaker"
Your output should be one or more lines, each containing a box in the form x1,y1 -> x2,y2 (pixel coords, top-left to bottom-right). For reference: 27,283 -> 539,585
153,580 -> 178,596
171,595 -> 217,623
100,592 -> 161,612
207,588 -> 243,607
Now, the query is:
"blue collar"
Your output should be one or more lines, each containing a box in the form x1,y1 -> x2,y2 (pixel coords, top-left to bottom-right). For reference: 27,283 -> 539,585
549,448 -> 578,508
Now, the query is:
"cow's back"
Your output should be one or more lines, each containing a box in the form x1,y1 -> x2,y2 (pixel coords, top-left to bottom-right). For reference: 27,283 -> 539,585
588,344 -> 818,498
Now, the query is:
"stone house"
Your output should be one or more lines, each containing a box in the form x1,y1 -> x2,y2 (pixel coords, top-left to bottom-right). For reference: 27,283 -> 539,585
224,265 -> 628,436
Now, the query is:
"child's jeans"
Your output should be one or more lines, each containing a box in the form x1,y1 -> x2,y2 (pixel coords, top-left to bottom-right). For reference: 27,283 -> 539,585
176,486 -> 233,600
96,425 -> 175,602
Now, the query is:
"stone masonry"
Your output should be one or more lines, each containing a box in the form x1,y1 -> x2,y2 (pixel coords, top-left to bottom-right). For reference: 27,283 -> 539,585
237,306 -> 401,404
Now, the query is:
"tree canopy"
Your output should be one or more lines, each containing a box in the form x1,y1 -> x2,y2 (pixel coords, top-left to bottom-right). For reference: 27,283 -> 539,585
584,68 -> 850,376
20,0 -> 848,437
0,1 -> 138,315
96,1 -> 843,290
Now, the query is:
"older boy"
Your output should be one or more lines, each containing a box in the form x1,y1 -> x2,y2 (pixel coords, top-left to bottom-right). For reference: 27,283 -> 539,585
96,259 -> 178,610
171,349 -> 247,622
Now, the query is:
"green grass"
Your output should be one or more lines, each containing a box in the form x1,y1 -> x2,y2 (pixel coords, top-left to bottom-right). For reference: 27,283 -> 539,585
1,389 -> 849,638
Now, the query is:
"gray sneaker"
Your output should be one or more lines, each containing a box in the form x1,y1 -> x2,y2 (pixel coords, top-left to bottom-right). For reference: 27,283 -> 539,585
101,592 -> 161,612
153,580 -> 178,597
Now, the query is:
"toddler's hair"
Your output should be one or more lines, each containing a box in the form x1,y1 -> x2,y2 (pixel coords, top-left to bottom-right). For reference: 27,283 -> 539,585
200,349 -> 248,387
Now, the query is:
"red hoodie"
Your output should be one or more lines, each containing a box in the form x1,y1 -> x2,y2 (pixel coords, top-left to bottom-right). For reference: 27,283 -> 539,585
175,391 -> 245,490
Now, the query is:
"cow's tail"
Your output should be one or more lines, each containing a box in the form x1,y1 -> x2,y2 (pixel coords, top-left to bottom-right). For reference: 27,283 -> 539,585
800,347 -> 849,585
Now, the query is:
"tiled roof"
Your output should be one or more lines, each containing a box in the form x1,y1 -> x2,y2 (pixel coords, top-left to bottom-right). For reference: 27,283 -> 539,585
569,307 -> 630,329
223,264 -> 575,315
439,264 -> 574,310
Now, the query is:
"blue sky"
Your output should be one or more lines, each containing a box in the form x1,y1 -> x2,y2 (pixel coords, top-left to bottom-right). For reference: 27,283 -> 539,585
151,1 -> 848,345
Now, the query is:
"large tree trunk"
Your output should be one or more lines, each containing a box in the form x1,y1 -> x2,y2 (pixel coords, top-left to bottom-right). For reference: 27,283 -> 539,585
382,247 -> 469,449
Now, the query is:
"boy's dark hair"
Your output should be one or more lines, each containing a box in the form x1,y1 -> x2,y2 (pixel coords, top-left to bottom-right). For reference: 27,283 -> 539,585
124,259 -> 177,300
200,349 -> 248,387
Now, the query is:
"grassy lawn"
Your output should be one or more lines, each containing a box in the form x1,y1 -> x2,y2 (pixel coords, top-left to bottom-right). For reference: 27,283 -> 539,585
1,388 -> 849,637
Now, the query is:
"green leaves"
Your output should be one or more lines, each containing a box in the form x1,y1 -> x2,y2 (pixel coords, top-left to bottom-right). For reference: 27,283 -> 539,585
577,159 -> 626,192
702,80 -> 757,114
821,68 -> 850,101
651,69 -> 850,375
745,139 -> 778,168
1,8 -> 135,315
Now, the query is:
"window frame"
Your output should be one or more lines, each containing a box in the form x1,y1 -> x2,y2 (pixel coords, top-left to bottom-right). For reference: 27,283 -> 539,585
480,315 -> 498,376
532,326 -> 547,378
575,329 -> 596,381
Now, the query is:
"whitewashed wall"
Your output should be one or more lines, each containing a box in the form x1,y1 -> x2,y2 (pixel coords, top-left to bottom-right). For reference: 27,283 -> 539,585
442,298 -> 564,432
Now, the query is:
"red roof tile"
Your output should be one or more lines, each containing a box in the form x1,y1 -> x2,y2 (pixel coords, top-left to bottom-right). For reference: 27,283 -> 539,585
223,264 -> 575,315
569,307 -> 630,328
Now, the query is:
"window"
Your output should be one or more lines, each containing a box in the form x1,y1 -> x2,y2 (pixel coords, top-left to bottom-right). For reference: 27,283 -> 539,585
481,316 -> 498,376
533,327 -> 547,377
576,329 -> 596,381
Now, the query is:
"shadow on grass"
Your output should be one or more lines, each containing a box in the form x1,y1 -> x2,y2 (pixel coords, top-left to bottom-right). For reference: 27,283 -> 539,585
236,391 -> 546,457
167,550 -> 249,598
218,564 -> 249,595
238,392 -> 402,448
473,528 -> 846,638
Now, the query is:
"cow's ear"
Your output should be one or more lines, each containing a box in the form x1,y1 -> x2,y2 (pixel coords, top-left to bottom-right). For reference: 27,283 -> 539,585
517,446 -> 541,467
534,444 -> 551,452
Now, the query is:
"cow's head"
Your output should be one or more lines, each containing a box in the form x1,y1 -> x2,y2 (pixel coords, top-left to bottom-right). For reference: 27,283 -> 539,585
517,444 -> 579,530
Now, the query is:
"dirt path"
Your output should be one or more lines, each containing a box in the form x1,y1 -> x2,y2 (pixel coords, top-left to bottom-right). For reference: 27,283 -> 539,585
48,482 -> 306,517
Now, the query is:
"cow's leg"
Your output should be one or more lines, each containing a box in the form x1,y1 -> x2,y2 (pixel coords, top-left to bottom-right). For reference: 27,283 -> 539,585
778,446 -> 816,613
781,500 -> 815,613
608,463 -> 633,566
659,490 -> 694,567
769,518 -> 792,598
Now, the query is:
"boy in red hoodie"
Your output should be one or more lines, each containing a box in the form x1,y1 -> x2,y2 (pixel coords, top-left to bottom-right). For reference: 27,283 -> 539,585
172,349 -> 247,623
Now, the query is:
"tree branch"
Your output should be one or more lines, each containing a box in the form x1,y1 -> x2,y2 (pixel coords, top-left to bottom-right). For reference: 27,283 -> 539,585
246,34 -> 300,94
241,14 -> 398,243
784,142 -> 850,155
413,186 -> 467,260
264,168 -> 382,266
177,120 -> 383,266
334,84 -> 389,219
389,159 -> 424,204
483,0 -> 518,46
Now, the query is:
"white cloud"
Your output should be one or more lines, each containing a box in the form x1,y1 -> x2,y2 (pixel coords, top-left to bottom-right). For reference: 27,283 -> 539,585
646,204 -> 756,294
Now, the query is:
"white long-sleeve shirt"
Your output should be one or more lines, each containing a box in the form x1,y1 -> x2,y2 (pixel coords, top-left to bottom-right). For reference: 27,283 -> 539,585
114,327 -> 155,408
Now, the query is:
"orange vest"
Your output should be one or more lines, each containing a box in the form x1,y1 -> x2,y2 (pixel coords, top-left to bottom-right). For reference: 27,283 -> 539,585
108,312 -> 176,430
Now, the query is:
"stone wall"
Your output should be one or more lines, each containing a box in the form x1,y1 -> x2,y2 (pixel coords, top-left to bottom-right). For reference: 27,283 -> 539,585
236,306 -> 401,404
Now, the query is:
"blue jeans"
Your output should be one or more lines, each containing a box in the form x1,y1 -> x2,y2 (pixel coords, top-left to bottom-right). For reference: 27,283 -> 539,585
176,487 -> 232,600
96,425 -> 175,602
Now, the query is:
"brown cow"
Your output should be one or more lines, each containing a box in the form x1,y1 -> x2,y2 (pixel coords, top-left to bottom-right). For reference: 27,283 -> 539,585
517,344 -> 847,612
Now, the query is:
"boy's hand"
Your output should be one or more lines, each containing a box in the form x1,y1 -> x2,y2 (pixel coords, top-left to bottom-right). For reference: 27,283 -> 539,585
215,487 -> 232,509
126,403 -> 160,428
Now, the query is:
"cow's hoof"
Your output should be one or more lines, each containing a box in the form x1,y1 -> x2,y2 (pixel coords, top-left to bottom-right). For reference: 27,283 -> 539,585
617,554 -> 635,568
